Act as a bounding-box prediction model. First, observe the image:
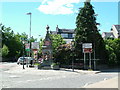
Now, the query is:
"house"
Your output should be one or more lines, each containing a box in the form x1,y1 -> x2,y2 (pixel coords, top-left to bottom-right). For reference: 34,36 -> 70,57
50,25 -> 75,44
102,25 -> 120,39
111,25 -> 120,38
102,32 -> 115,39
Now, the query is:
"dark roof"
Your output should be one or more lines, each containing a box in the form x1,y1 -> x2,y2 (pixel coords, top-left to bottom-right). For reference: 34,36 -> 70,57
50,31 -> 57,34
58,29 -> 74,33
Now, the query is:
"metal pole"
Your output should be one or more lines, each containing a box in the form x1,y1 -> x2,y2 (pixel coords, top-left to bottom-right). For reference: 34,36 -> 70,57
23,43 -> 25,69
30,13 -> 32,57
72,51 -> 74,72
89,53 -> 92,69
94,28 -> 96,70
27,12 -> 32,57
94,58 -> 96,70
84,52 -> 86,69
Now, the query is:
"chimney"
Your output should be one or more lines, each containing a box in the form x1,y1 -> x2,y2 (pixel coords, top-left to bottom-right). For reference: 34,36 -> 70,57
86,0 -> 91,2
56,25 -> 59,32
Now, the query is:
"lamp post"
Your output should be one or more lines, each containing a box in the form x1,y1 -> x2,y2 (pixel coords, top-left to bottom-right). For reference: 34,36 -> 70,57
71,39 -> 75,72
21,38 -> 25,69
27,12 -> 32,57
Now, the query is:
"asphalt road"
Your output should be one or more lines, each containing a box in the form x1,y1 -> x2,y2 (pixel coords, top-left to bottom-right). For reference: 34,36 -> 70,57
0,62 -> 118,88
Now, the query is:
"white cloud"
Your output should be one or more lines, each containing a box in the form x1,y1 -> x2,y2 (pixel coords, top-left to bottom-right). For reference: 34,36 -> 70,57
0,0 -> 119,2
37,0 -> 81,15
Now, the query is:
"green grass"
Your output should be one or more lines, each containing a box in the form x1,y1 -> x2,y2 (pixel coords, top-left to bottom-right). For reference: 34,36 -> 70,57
34,63 -> 40,65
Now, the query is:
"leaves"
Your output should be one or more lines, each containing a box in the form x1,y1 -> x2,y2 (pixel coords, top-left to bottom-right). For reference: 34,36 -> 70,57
1,24 -> 36,60
50,34 -> 66,54
105,38 -> 120,65
75,1 -> 106,60
2,44 -> 9,57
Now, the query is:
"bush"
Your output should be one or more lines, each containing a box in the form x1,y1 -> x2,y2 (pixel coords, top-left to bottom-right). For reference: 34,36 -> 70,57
2,44 -> 9,57
51,62 -> 60,66
105,39 -> 120,66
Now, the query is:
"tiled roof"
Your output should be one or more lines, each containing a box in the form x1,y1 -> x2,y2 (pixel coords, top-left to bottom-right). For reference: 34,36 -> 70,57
58,29 -> 74,33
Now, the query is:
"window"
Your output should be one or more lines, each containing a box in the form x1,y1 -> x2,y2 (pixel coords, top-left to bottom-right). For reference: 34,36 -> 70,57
68,33 -> 73,38
61,33 -> 68,38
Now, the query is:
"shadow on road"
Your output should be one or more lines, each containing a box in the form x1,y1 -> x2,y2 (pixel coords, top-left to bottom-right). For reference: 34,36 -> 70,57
99,67 -> 120,73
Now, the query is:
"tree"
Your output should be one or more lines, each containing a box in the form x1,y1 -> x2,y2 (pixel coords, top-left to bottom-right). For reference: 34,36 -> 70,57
1,23 -> 38,61
30,36 -> 37,42
50,34 -> 66,55
105,38 -> 120,66
1,24 -> 23,58
55,43 -> 72,65
2,44 -> 9,57
75,0 -> 106,61
38,38 -> 44,57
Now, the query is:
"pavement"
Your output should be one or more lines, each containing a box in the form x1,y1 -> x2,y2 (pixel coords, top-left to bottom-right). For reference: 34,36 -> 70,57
83,76 -> 118,88
4,64 -> 101,74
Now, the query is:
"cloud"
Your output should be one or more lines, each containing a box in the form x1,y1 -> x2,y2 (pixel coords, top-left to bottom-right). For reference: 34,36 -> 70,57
0,0 -> 119,2
37,0 -> 81,15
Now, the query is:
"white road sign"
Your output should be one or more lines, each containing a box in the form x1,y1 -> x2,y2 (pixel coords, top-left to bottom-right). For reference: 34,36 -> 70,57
82,43 -> 92,48
32,42 -> 39,49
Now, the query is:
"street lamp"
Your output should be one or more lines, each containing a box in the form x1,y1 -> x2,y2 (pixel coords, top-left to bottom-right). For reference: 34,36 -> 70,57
27,12 -> 32,57
71,39 -> 75,72
21,38 -> 25,69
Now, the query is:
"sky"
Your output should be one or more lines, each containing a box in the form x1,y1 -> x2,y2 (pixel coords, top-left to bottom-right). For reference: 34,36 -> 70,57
0,0 -> 119,41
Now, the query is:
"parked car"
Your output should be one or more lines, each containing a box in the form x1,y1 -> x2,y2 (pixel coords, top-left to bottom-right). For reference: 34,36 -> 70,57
17,57 -> 34,65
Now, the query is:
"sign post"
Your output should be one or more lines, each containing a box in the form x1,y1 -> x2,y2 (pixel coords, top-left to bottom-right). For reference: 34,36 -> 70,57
84,53 -> 86,69
32,42 -> 39,61
82,43 -> 92,70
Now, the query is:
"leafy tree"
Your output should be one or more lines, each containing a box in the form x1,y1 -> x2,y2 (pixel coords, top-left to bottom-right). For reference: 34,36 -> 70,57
105,38 -> 120,66
55,44 -> 72,65
75,0 -> 106,62
50,34 -> 66,55
2,44 -> 9,57
1,23 -> 39,61
38,34 -> 66,62
1,25 -> 23,58
38,38 -> 44,57
20,32 -> 28,41
30,36 -> 37,42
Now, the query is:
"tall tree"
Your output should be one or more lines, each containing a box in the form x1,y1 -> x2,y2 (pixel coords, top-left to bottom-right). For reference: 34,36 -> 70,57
1,24 -> 23,58
75,0 -> 106,61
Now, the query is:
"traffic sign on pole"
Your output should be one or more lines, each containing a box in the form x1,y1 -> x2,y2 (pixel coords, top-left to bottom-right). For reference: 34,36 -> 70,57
82,43 -> 92,48
83,48 -> 92,53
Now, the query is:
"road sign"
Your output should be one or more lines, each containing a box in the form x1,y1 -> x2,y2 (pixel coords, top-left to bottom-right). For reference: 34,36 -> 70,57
25,43 -> 30,49
32,42 -> 39,49
82,43 -> 92,48
83,48 -> 92,53
25,49 -> 30,51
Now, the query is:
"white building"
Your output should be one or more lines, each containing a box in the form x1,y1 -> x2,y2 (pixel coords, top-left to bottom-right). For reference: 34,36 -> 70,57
102,25 -> 120,39
50,25 -> 75,44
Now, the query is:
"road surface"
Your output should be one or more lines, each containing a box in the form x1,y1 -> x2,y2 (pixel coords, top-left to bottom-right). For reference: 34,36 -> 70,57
0,62 -> 118,89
